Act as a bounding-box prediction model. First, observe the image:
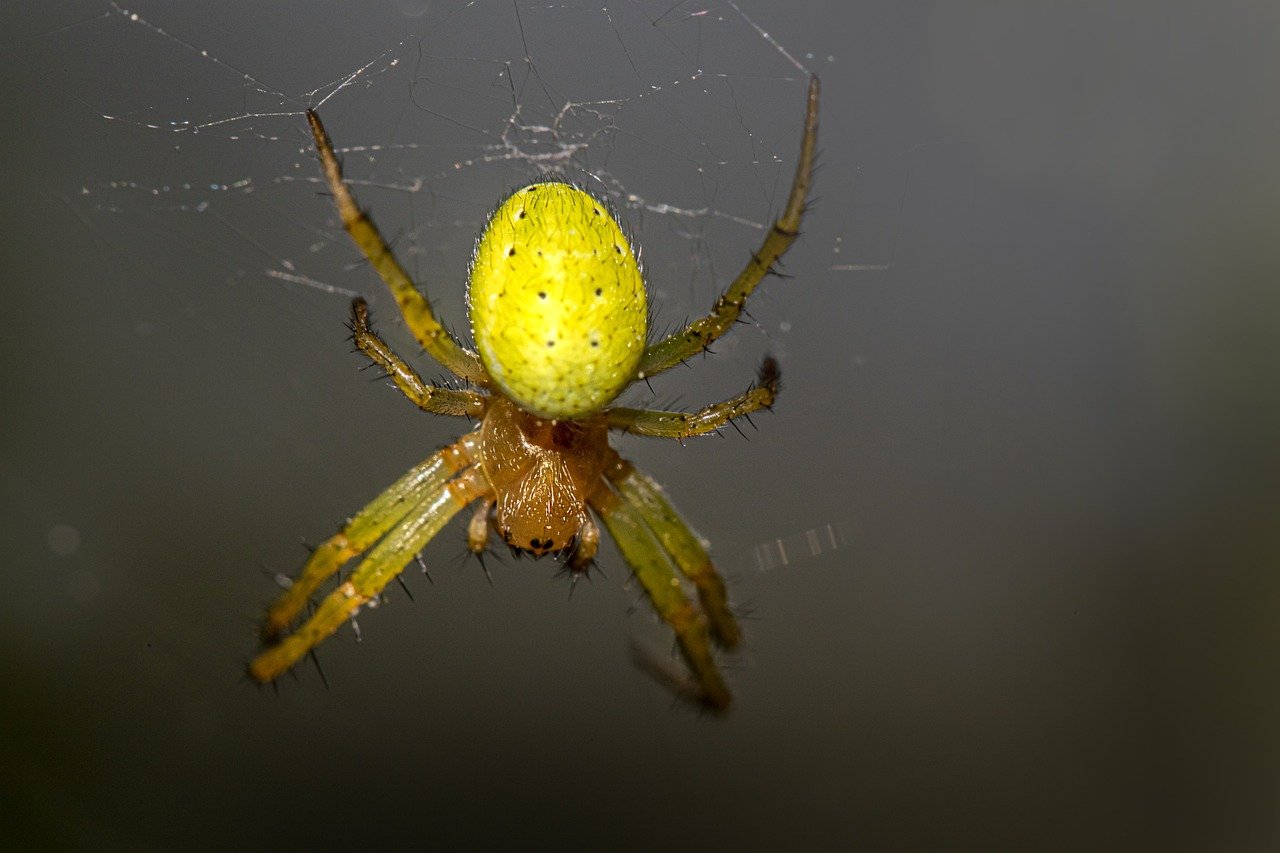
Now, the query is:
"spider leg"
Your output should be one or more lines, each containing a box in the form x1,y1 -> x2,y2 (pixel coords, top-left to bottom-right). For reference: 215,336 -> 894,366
250,466 -> 491,682
605,356 -> 779,440
589,467 -> 733,713
307,110 -> 488,386
603,455 -> 741,649
260,432 -> 480,643
568,514 -> 601,573
350,298 -> 488,417
466,496 -> 494,555
637,75 -> 818,380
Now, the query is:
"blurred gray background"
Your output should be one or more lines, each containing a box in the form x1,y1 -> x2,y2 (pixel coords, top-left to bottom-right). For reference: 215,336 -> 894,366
3,1 -> 1279,848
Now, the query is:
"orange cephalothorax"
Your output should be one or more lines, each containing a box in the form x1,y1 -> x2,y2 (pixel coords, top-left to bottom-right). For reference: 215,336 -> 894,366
479,396 -> 611,555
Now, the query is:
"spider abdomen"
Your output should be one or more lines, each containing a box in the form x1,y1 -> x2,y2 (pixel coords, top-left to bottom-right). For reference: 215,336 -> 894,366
469,182 -> 647,419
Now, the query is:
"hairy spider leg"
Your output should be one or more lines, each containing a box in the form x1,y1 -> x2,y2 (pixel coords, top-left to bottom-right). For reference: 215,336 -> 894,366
307,110 -> 488,385
590,467 -> 733,712
350,298 -> 488,418
567,514 -> 601,572
604,356 -> 780,440
604,456 -> 742,649
260,434 -> 480,644
466,497 -> 495,555
251,465 -> 491,682
637,75 -> 819,379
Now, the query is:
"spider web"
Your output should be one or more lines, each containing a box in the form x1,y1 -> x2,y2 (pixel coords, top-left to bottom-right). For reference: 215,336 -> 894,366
31,1 -> 818,337
17,0 -> 847,574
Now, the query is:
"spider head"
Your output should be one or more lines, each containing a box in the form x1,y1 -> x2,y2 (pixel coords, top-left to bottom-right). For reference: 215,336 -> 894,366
496,506 -> 580,558
480,397 -> 612,560
493,451 -> 589,558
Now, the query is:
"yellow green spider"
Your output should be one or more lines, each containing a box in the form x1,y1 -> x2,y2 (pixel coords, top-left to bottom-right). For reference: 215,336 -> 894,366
250,76 -> 819,712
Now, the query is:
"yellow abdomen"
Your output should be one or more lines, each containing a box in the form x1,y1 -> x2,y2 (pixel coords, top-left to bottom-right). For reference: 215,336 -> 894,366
469,183 -> 647,419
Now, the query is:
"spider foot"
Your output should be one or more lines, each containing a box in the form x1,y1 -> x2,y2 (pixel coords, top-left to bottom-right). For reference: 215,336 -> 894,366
630,639 -> 731,716
556,540 -> 606,598
450,541 -> 499,585
756,355 -> 780,395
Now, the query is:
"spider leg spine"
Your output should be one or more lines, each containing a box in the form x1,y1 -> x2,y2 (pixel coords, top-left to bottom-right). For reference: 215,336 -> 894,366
636,75 -> 818,379
602,356 -> 780,440
604,454 -> 742,649
249,465 -> 491,683
306,109 -> 487,386
259,432 -> 479,643
589,457 -> 736,713
350,298 -> 488,418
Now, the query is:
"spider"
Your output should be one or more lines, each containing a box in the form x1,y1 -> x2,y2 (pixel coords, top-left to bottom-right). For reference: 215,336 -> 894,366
249,76 -> 818,712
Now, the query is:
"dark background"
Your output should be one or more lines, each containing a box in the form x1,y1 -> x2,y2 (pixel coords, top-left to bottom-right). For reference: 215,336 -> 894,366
3,1 -> 1278,848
